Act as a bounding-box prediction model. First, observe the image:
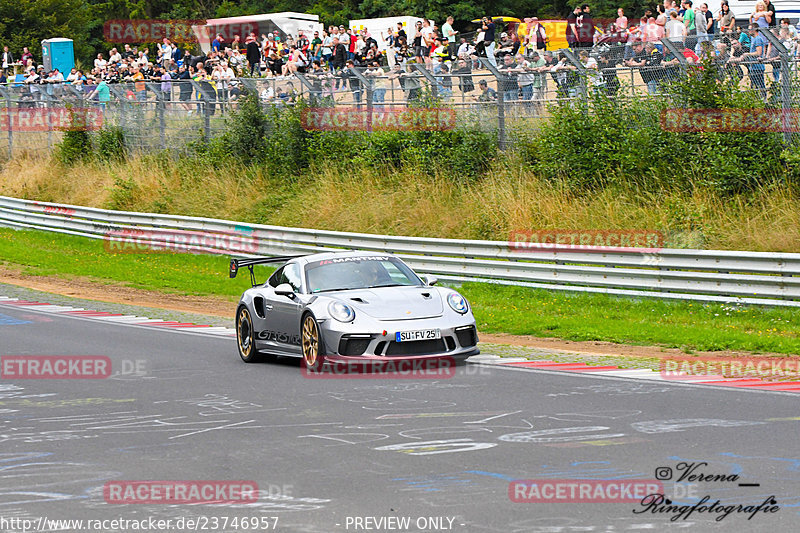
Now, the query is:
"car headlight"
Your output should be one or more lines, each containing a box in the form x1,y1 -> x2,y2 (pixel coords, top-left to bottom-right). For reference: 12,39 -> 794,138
328,301 -> 355,322
447,293 -> 469,314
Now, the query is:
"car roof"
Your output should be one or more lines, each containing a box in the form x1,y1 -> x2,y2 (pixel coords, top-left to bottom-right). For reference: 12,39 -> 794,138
294,250 -> 395,265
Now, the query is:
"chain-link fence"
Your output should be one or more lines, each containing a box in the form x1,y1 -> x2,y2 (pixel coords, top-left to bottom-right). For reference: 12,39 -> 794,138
1,27 -> 797,158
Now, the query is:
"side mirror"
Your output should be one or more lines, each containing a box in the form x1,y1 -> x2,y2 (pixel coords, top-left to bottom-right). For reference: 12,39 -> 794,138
422,275 -> 438,286
274,283 -> 296,298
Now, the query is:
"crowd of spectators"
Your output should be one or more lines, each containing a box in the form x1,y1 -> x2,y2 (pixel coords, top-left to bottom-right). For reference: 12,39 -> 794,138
2,2 -> 795,109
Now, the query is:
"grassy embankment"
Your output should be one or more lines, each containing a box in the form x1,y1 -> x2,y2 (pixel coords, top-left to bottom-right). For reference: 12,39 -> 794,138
2,154 -> 800,252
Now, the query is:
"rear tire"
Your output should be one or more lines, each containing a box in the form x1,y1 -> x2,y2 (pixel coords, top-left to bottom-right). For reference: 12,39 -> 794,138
301,313 -> 326,370
236,306 -> 264,363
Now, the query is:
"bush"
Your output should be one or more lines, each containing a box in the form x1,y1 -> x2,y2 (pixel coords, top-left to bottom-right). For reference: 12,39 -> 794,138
95,126 -> 126,161
524,59 -> 786,194
55,109 -> 93,165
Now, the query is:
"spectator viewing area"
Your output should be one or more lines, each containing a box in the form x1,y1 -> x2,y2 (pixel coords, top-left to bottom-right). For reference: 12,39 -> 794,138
2,3 -> 800,154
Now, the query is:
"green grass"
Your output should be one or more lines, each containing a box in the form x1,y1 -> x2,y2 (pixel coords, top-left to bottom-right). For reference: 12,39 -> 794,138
2,228 -> 799,355
0,228 -> 253,299
465,283 -> 800,355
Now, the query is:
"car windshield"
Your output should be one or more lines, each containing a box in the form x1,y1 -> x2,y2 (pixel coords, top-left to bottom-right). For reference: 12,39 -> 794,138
305,256 -> 422,293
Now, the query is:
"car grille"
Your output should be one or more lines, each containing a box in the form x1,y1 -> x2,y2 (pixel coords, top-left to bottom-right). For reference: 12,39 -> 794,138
338,336 -> 371,356
385,339 -> 447,356
455,326 -> 477,347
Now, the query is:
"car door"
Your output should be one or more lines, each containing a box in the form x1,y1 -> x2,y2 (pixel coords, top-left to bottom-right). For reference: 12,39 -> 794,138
268,262 -> 303,354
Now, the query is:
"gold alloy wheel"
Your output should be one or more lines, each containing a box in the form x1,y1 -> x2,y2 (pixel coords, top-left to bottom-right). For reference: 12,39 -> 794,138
301,315 -> 319,367
237,307 -> 253,360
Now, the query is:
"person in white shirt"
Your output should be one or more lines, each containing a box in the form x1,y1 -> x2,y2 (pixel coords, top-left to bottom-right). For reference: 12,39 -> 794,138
665,11 -> 687,42
65,68 -> 78,83
108,48 -> 121,64
160,39 -> 173,66
2,46 -> 13,69
94,53 -> 107,70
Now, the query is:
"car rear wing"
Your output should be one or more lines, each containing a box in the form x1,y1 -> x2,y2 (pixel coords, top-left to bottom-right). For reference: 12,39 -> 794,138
229,255 -> 302,287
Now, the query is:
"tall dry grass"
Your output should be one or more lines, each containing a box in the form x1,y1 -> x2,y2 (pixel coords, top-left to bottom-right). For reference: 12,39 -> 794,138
1,154 -> 799,252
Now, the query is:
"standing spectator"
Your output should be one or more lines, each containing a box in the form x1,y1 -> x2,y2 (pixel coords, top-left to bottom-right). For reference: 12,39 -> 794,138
330,37 -> 347,89
341,59 -> 362,106
20,47 -> 33,66
527,51 -> 546,111
176,64 -> 192,111
514,53 -> 536,102
160,66 -> 172,100
231,35 -> 241,51
566,6 -> 581,48
683,0 -> 697,50
742,24 -> 767,98
764,0 -> 777,27
159,39 -> 173,66
717,1 -> 736,34
413,20 -> 424,61
2,46 -> 12,70
311,30 -> 322,62
421,19 -> 435,65
109,47 -> 121,64
482,16 -> 497,66
452,57 -> 474,93
751,1 -> 771,28
577,4 -> 595,48
87,77 -> 110,110
616,8 -> 628,31
443,16 -> 458,58
528,17 -> 548,51
246,33 -> 261,76
211,34 -> 223,52
666,11 -> 687,43
694,5 -> 709,54
701,3 -> 715,36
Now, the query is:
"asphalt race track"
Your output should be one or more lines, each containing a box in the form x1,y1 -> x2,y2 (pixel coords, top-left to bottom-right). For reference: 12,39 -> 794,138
1,296 -> 799,533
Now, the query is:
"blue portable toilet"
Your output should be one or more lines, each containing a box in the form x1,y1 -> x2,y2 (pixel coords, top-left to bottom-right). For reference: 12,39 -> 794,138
41,38 -> 74,73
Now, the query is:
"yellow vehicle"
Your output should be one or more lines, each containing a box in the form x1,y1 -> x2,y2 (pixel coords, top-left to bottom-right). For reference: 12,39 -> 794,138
513,20 -> 568,52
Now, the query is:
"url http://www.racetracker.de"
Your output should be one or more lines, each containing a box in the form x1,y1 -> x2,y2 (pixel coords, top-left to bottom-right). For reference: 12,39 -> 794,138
0,516 -> 280,532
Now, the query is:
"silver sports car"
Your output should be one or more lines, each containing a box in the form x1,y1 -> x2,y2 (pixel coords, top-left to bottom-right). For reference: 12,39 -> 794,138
229,251 -> 479,367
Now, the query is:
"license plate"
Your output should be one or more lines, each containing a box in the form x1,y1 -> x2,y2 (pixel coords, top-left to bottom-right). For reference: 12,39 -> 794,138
396,329 -> 441,342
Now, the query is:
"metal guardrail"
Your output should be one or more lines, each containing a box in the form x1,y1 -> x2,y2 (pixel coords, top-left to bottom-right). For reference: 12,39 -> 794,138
1,195 -> 800,307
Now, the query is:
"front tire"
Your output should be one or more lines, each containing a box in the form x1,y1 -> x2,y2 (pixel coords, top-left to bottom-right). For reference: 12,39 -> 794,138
236,306 -> 264,363
301,313 -> 326,370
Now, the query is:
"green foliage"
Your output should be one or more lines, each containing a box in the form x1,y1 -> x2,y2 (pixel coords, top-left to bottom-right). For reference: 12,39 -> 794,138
524,60 -> 786,195
54,110 -> 93,165
223,91 -> 270,163
95,126 -> 127,161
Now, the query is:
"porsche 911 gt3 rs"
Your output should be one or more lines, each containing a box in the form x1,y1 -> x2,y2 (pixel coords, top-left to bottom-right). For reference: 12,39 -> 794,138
229,251 -> 479,367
